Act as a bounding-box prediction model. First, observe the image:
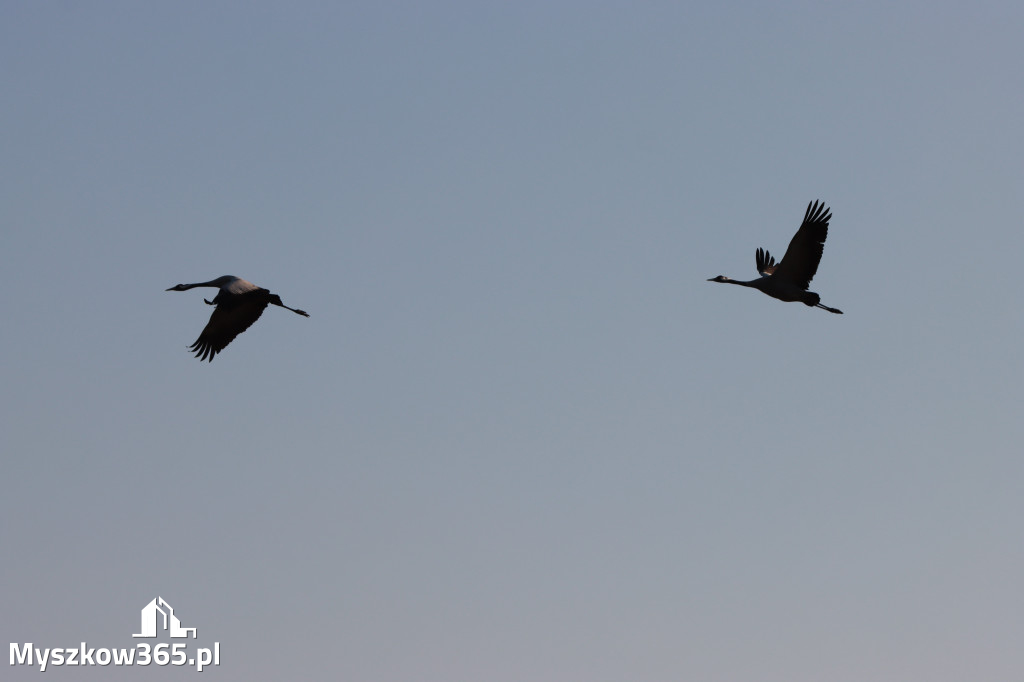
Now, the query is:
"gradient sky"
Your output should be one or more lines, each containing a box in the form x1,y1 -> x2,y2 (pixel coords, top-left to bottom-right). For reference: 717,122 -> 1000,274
2,2 -> 1022,680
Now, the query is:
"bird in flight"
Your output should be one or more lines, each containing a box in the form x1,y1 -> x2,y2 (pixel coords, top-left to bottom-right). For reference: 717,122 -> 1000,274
166,276 -> 309,361
708,200 -> 843,314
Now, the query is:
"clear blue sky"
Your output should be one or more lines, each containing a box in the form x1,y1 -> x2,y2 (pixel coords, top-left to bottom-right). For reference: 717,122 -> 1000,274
2,2 -> 1022,680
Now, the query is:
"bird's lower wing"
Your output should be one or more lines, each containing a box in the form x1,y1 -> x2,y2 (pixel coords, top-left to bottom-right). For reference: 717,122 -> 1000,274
189,300 -> 269,361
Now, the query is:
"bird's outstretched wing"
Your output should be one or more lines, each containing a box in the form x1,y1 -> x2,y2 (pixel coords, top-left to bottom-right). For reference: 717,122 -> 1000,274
188,297 -> 270,362
771,200 -> 831,290
756,247 -> 776,276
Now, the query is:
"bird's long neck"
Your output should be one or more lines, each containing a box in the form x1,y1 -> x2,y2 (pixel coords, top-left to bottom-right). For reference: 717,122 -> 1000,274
181,278 -> 231,290
721,277 -> 761,288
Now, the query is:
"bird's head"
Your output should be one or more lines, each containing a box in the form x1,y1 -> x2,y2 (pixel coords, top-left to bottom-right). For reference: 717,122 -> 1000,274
166,284 -> 188,291
707,275 -> 732,283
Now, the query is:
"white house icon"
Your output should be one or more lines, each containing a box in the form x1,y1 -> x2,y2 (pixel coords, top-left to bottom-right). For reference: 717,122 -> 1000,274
132,597 -> 197,638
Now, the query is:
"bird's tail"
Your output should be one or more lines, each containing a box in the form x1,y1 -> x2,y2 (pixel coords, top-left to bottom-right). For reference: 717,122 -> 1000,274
815,303 -> 843,314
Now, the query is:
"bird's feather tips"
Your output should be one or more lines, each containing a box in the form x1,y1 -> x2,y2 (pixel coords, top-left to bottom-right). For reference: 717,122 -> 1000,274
756,247 -> 777,276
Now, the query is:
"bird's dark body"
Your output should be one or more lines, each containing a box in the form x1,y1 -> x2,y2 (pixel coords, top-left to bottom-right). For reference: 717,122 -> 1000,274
207,286 -> 270,308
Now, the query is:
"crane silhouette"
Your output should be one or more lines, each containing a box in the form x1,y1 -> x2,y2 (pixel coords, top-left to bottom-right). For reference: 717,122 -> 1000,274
166,276 -> 309,361
708,200 -> 843,314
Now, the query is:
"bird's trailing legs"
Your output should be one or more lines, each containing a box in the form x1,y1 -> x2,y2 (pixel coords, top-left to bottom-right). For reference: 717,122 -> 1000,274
279,304 -> 310,317
269,294 -> 310,317
815,303 -> 843,314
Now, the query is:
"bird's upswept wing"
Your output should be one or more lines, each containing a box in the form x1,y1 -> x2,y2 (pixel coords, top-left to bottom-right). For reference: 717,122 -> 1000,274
189,296 -> 270,362
771,200 -> 831,290
755,247 -> 776,276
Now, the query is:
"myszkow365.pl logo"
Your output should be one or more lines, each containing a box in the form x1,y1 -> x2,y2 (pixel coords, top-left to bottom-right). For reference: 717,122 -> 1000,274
10,596 -> 220,672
